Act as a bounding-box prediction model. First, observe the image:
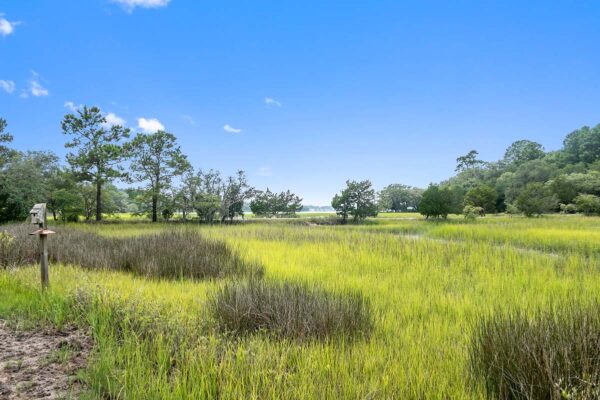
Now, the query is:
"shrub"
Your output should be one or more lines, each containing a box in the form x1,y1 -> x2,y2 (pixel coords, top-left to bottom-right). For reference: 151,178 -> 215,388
209,279 -> 373,341
470,303 -> 600,400
0,224 -> 262,280
515,183 -> 558,216
464,185 -> 497,214
463,205 -> 484,220
574,194 -> 600,216
559,203 -> 578,214
505,203 -> 520,215
420,184 -> 455,219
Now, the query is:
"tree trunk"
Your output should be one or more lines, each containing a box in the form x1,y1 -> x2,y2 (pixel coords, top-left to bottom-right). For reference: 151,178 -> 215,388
152,194 -> 158,223
96,181 -> 102,221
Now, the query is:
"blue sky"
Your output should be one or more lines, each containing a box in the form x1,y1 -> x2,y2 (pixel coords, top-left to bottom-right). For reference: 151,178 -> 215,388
1,1 -> 599,205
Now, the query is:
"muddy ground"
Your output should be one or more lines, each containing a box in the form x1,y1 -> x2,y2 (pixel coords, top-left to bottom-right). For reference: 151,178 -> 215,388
0,320 -> 91,399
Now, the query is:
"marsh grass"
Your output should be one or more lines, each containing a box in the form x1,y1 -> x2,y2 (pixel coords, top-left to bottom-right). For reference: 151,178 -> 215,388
2,216 -> 600,399
0,224 -> 262,280
470,303 -> 600,400
210,278 -> 373,340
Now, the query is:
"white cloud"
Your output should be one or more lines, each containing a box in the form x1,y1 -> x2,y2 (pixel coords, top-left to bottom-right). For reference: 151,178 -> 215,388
0,15 -> 19,37
224,124 -> 242,134
265,97 -> 281,107
21,72 -> 49,98
257,166 -> 273,177
64,101 -> 81,112
113,0 -> 170,11
138,117 -> 164,133
0,80 -> 15,94
104,112 -> 126,127
30,81 -> 48,97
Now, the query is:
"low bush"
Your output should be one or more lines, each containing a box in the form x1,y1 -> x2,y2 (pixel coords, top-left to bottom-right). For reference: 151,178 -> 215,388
470,303 -> 600,400
559,203 -> 578,214
209,279 -> 373,341
574,194 -> 600,216
463,205 -> 484,220
0,224 -> 262,280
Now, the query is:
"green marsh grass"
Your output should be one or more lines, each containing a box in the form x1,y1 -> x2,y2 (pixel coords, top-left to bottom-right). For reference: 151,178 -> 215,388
0,215 -> 599,398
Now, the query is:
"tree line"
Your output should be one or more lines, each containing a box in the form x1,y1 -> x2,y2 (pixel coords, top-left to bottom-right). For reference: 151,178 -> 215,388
2,107 -> 600,223
329,123 -> 600,220
0,106 -> 304,223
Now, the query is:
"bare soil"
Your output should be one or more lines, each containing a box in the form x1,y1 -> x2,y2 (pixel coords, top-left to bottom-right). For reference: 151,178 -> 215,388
0,320 -> 92,399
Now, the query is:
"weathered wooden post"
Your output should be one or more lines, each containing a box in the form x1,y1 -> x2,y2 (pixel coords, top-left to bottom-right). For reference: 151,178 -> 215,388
28,203 -> 55,289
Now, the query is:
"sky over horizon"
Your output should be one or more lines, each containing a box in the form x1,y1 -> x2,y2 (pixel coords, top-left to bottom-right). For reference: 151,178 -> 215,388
1,0 -> 600,205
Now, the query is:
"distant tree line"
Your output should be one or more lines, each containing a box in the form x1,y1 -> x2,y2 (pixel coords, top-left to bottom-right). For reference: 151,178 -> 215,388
419,128 -> 600,218
3,107 -> 600,223
0,106 -> 304,223
331,123 -> 600,221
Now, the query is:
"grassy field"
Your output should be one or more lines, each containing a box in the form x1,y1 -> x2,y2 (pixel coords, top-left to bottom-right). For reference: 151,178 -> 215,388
1,214 -> 599,398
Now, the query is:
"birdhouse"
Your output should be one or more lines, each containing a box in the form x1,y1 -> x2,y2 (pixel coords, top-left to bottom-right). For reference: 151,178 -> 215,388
30,203 -> 46,226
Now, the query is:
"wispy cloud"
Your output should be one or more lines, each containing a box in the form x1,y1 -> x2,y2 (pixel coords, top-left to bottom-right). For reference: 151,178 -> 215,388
257,166 -> 273,177
138,117 -> 164,133
0,14 -> 19,37
104,112 -> 126,127
182,114 -> 196,125
113,0 -> 171,12
21,72 -> 49,98
265,97 -> 282,107
64,101 -> 81,112
0,80 -> 15,94
224,124 -> 242,134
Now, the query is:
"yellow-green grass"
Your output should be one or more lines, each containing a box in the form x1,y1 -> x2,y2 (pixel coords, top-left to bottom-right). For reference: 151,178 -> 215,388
1,216 -> 600,398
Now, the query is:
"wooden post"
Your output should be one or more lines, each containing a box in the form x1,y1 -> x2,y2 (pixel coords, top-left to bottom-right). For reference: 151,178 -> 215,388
40,233 -> 49,289
28,204 -> 54,290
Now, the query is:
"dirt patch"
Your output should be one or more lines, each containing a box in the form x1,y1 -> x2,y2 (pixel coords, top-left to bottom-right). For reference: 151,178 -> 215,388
0,320 -> 92,399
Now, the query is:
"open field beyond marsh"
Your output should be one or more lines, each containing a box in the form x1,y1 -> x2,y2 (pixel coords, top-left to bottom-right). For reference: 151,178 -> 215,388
1,215 -> 600,399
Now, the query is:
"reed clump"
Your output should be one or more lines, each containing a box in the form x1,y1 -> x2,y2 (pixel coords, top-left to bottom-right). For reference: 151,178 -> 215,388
0,224 -> 262,280
470,302 -> 600,400
209,278 -> 373,341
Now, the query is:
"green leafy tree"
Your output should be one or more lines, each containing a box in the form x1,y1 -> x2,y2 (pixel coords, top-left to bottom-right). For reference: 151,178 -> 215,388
515,183 -> 558,216
219,171 -> 255,222
0,151 -> 59,223
503,140 -> 545,166
574,194 -> 600,216
0,118 -> 16,168
177,169 -> 200,221
549,175 -> 578,204
419,184 -> 452,219
332,180 -> 378,223
378,184 -> 424,212
456,150 -> 485,172
278,190 -> 303,216
128,130 -> 190,222
250,189 -> 303,217
331,190 -> 352,224
62,106 -> 130,221
193,169 -> 223,223
563,124 -> 600,164
464,185 -> 497,215
51,189 -> 84,222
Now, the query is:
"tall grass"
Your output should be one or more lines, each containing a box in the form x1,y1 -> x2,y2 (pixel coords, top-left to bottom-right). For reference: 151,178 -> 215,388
470,303 -> 600,400
210,278 -> 373,340
0,224 -> 262,279
1,216 -> 600,398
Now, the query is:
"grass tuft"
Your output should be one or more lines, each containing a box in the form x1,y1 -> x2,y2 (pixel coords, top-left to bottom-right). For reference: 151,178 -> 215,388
470,302 -> 600,400
209,278 -> 373,341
